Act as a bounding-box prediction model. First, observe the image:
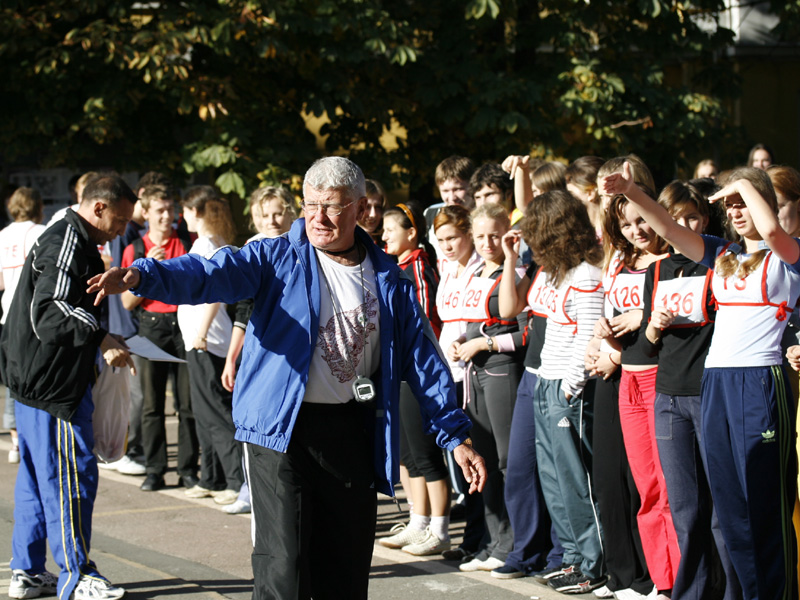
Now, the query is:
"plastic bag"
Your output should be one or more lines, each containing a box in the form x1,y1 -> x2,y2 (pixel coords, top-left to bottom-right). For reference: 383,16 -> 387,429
92,365 -> 131,463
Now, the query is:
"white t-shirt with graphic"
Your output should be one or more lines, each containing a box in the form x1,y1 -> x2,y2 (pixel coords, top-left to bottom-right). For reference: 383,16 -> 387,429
304,249 -> 381,404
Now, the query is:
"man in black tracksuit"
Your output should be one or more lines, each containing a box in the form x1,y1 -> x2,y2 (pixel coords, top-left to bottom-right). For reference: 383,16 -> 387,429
0,176 -> 136,600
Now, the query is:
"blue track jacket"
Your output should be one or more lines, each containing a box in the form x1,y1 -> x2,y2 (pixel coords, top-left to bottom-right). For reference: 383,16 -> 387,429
131,219 -> 472,496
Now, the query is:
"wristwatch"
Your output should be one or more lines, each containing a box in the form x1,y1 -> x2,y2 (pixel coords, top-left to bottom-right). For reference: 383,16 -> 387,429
486,337 -> 494,352
461,437 -> 473,447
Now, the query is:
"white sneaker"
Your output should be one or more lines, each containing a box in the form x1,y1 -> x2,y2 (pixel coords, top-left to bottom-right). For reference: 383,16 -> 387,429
378,523 -> 428,549
212,489 -> 239,505
401,527 -> 451,556
458,556 -> 505,572
70,576 -> 125,600
222,499 -> 251,514
115,456 -> 146,476
594,584 -> 615,598
184,485 -> 215,498
614,589 -> 651,600
8,570 -> 57,599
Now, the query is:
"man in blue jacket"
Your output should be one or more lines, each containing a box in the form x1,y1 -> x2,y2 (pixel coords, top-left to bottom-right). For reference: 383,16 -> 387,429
89,157 -> 486,600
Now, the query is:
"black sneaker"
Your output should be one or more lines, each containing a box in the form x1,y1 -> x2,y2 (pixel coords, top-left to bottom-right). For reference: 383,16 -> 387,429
491,564 -> 525,579
548,568 -> 608,595
533,564 -> 572,585
441,547 -> 473,562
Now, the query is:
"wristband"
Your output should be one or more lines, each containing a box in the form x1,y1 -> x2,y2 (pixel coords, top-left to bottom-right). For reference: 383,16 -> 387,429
609,353 -> 620,366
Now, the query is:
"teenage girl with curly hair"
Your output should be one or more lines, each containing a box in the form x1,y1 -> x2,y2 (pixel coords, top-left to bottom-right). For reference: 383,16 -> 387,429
499,189 -> 606,594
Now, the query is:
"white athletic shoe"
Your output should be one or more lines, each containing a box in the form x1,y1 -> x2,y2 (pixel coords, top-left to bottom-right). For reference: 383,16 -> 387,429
593,584 -> 615,598
377,523 -> 428,549
8,570 -> 58,599
458,556 -> 505,572
212,489 -> 240,505
613,588 -> 653,600
184,485 -> 215,498
401,527 -> 451,556
115,456 -> 146,476
70,576 -> 125,600
222,499 -> 251,514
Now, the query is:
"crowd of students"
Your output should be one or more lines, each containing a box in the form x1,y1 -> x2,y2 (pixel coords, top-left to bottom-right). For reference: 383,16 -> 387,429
371,146 -> 800,600
3,141 -> 800,600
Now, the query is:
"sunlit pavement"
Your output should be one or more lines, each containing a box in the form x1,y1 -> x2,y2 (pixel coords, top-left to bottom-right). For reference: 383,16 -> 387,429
0,421 -> 564,600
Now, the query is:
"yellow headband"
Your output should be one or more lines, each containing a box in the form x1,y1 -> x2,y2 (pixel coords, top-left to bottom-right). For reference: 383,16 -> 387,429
396,203 -> 416,231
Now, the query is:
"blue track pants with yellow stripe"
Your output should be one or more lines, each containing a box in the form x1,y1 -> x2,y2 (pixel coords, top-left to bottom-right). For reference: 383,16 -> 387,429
702,366 -> 798,600
11,387 -> 102,600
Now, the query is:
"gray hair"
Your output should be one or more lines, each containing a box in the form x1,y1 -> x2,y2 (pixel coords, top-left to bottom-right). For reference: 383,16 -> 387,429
303,157 -> 366,199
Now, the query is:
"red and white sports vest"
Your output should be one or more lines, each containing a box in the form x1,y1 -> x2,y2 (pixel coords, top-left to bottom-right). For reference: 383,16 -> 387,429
605,260 -> 646,313
528,266 -> 603,333
651,259 -> 713,328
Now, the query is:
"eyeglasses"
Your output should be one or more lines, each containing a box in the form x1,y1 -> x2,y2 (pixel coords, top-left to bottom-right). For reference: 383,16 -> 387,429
301,200 -> 354,216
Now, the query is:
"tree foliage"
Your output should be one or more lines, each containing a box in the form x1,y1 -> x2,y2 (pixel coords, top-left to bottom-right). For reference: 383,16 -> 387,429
0,0 -> 770,202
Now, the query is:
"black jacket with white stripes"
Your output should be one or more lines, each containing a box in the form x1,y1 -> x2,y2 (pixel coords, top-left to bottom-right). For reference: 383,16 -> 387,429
0,209 -> 108,421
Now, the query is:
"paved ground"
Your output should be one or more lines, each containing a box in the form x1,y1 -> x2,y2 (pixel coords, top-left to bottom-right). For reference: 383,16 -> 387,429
0,422 -> 567,600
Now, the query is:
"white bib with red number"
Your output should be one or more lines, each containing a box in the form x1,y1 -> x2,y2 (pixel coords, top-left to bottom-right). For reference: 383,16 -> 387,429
528,267 -> 572,325
439,271 -> 499,323
605,261 -> 645,312
652,271 -> 712,327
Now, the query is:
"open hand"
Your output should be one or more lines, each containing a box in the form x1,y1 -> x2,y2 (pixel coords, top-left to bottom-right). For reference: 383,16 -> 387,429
87,267 -> 141,306
599,161 -> 634,198
501,155 -> 530,180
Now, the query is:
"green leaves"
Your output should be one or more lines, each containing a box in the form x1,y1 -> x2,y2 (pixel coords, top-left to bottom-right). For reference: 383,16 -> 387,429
0,0 -> 767,205
465,0 -> 501,20
193,145 -> 238,170
216,170 -> 246,198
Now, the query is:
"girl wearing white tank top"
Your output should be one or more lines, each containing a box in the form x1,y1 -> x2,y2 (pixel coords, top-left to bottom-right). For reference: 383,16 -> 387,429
602,164 -> 800,600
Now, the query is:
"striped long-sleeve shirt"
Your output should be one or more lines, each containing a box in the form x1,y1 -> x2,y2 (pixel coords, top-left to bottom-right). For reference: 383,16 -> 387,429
398,248 -> 441,337
536,261 -> 604,398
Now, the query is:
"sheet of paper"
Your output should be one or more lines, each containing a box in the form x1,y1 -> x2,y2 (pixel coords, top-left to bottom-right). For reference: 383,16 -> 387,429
125,335 -> 187,363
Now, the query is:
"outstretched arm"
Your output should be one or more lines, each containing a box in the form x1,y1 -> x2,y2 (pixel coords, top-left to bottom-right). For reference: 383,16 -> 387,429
708,178 -> 800,265
88,267 -> 141,305
600,162 -> 705,262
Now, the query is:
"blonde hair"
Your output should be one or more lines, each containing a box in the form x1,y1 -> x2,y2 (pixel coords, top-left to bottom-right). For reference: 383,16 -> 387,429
8,187 -> 43,223
76,171 -> 100,201
714,167 -> 777,279
471,202 -> 510,229
249,186 -> 296,232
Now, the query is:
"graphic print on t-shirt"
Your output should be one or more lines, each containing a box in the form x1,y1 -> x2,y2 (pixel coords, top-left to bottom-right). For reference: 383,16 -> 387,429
316,292 -> 378,383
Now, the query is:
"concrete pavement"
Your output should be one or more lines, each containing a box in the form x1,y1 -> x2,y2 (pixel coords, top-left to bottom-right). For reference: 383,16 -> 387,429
0,425 -> 567,599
